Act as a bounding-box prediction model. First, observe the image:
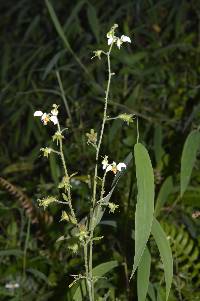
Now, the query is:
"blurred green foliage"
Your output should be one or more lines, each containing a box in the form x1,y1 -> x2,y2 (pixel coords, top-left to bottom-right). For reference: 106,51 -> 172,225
1,0 -> 200,300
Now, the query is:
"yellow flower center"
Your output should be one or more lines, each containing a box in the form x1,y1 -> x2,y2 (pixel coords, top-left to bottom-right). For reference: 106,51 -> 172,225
111,166 -> 117,174
43,115 -> 50,125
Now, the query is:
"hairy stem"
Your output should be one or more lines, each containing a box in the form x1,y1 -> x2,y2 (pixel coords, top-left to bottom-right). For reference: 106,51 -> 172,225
92,44 -> 113,206
88,43 -> 114,301
57,121 -> 77,223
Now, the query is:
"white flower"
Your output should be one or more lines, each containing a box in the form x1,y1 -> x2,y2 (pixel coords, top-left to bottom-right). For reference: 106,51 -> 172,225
121,35 -> 131,43
50,115 -> 58,125
102,156 -> 109,170
105,161 -> 127,174
34,105 -> 58,126
5,282 -> 20,290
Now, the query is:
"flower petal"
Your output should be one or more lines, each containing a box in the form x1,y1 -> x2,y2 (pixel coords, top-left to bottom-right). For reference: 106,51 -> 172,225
116,38 -> 122,49
102,164 -> 107,170
121,35 -> 131,43
108,37 -> 114,45
34,111 -> 43,117
50,115 -> 58,125
117,162 -> 126,171
106,165 -> 112,172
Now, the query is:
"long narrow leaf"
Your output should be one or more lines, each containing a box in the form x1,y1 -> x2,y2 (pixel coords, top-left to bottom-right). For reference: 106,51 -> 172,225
151,218 -> 173,301
155,176 -> 173,217
45,0 -> 88,74
130,143 -> 154,279
137,246 -> 151,301
180,130 -> 200,197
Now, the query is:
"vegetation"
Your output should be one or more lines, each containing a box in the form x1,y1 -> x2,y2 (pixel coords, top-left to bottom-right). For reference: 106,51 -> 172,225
1,0 -> 200,300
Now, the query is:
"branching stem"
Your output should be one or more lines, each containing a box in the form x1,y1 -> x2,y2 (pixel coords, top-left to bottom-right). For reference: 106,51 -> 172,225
87,43 -> 114,301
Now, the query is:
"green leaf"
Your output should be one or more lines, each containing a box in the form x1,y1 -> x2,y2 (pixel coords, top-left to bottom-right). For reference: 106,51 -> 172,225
45,0 -> 88,74
87,4 -> 100,43
180,130 -> 200,197
27,268 -> 50,284
155,176 -> 173,217
151,218 -> 173,301
72,261 -> 118,300
42,50 -> 66,80
137,246 -> 151,301
148,283 -> 156,301
92,260 -> 118,277
130,143 -> 154,279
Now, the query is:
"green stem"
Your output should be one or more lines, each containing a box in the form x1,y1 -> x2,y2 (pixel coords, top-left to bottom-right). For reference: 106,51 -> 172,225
57,121 -> 77,223
84,243 -> 93,300
92,43 -> 113,206
88,43 -> 114,301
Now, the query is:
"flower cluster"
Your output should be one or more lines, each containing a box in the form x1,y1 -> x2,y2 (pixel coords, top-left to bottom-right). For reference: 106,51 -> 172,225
102,156 -> 126,174
38,196 -> 57,209
60,210 -> 76,224
117,113 -> 135,125
86,129 -> 97,146
107,24 -> 131,49
40,147 -> 52,158
34,104 -> 59,125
